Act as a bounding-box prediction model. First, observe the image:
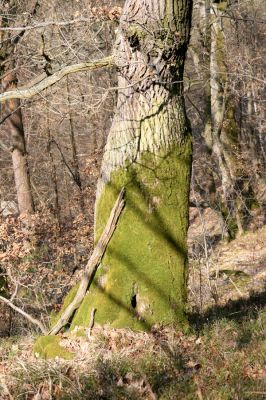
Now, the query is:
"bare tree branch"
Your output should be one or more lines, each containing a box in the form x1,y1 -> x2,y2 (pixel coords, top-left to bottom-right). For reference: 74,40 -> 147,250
0,6 -> 122,32
0,14 -> 264,33
0,105 -> 22,127
0,295 -> 47,334
0,56 -> 114,103
50,138 -> 82,189
0,17 -> 95,31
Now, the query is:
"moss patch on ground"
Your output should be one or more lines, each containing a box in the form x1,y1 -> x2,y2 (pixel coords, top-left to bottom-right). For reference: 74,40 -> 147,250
33,335 -> 74,360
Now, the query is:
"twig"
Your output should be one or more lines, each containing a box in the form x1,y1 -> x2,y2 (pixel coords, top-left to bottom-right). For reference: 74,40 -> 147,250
87,308 -> 96,338
49,139 -> 81,188
246,392 -> 266,395
0,17 -> 94,32
228,276 -> 243,296
194,376 -> 204,400
10,283 -> 19,302
0,105 -> 22,127
0,56 -> 114,103
48,188 -> 126,335
0,295 -> 47,334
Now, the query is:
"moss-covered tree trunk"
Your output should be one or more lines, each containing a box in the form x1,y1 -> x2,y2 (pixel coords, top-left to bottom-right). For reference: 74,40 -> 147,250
209,0 -> 255,238
191,0 -> 254,239
71,0 -> 193,330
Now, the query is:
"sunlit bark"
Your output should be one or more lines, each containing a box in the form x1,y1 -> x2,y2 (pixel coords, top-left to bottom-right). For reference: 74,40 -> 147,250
71,0 -> 193,330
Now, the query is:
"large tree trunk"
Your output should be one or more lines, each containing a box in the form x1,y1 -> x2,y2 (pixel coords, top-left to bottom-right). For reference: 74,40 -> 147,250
70,0 -> 193,330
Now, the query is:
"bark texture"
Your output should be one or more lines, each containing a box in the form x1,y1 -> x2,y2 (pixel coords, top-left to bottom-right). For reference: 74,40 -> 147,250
70,0 -> 193,330
0,11 -> 34,216
209,1 -> 253,237
2,67 -> 34,215
192,0 -> 254,239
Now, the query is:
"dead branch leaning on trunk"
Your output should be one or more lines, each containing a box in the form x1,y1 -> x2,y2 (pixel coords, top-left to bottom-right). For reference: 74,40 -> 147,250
48,188 -> 126,335
0,188 -> 125,336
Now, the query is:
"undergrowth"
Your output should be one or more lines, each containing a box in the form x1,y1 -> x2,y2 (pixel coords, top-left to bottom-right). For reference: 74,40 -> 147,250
0,300 -> 265,399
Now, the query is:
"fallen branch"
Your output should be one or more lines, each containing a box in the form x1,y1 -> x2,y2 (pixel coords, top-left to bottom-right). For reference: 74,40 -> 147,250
48,188 -> 125,335
0,56 -> 114,103
0,295 -> 47,334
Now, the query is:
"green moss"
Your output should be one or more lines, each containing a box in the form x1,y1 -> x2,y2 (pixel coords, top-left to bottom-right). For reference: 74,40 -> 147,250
0,49 -> 7,62
126,25 -> 147,40
33,335 -> 74,360
215,29 -> 227,82
216,1 -> 228,12
71,140 -> 192,331
50,284 -> 79,328
222,105 -> 239,149
219,201 -> 238,240
0,273 -> 8,297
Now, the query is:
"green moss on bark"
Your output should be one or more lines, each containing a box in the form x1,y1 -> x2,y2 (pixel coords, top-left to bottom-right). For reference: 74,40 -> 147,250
49,285 -> 79,329
0,274 -> 8,298
71,140 -> 192,331
216,1 -> 228,12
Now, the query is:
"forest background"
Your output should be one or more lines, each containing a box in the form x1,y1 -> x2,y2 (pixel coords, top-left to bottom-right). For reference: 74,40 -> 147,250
0,0 -> 265,399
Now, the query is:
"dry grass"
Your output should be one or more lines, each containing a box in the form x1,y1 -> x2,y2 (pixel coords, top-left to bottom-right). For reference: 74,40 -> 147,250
0,180 -> 265,399
0,298 -> 265,400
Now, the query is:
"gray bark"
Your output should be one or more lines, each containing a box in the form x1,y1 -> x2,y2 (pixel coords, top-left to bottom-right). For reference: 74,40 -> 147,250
79,0 -> 194,330
97,0 -> 193,199
1,10 -> 34,216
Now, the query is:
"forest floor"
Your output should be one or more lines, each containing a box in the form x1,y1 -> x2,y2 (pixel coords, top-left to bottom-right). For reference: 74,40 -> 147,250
0,205 -> 265,399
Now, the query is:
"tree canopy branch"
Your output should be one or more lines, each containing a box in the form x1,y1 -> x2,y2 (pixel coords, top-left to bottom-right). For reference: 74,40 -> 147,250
0,56 -> 114,103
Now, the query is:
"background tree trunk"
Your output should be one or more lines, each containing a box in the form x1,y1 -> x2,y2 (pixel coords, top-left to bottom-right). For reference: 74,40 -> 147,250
2,68 -> 34,215
0,12 -> 34,216
191,0 -> 256,239
70,0 -> 193,330
209,1 -> 256,238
